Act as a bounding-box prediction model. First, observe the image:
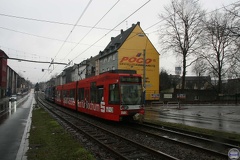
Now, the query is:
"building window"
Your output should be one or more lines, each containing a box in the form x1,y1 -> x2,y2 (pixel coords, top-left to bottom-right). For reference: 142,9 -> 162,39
110,46 -> 114,51
112,66 -> 115,70
194,96 -> 199,100
108,55 -> 112,62
104,58 -> 107,63
112,54 -> 115,61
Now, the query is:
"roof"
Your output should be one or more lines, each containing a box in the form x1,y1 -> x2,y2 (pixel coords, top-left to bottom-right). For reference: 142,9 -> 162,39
88,54 -> 100,66
169,75 -> 211,82
185,76 -> 211,81
100,22 -> 140,58
0,49 -> 9,59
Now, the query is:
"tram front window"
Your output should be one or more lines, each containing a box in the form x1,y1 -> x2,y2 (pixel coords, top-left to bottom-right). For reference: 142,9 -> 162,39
121,84 -> 142,105
109,84 -> 120,104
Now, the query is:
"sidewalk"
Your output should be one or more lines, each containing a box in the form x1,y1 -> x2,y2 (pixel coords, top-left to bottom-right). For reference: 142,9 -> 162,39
0,91 -> 33,160
16,94 -> 34,160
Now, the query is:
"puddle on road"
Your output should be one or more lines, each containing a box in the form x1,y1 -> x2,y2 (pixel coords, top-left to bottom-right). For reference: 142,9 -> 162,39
145,105 -> 240,133
0,101 -> 18,124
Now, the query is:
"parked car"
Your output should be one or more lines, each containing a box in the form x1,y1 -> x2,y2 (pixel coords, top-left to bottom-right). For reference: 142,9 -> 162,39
9,95 -> 17,101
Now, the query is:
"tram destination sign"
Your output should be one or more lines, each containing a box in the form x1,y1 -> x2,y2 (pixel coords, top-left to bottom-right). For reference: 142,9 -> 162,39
120,77 -> 141,83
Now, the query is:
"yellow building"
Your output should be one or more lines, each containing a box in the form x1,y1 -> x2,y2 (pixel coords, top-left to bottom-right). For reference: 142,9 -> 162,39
99,22 -> 160,101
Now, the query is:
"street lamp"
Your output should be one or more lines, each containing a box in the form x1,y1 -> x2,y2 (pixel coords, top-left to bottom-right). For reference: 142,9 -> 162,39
138,33 -> 146,105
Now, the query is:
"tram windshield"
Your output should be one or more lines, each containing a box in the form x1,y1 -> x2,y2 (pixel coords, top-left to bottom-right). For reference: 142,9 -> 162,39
121,84 -> 142,105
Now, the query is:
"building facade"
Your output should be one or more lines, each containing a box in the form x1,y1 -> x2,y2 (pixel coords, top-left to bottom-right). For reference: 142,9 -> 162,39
0,49 -> 8,98
6,66 -> 18,96
47,22 -> 160,101
99,22 -> 160,100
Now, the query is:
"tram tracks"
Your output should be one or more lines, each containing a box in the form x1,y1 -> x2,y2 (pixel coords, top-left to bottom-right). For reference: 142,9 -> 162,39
154,112 -> 240,123
38,97 -> 237,159
143,122 -> 240,146
123,123 -> 239,159
104,123 -> 229,160
38,98 -> 178,160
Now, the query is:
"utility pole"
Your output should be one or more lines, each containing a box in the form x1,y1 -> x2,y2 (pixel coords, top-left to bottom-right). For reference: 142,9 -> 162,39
143,49 -> 146,105
137,33 -> 147,105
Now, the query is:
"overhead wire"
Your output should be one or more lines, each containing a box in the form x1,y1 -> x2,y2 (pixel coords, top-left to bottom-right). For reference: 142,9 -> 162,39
7,57 -> 68,65
51,0 -> 93,61
143,0 -> 240,33
0,26 -> 79,44
62,0 -> 121,61
1,0 -> 151,82
1,0 -> 150,66
45,0 -> 240,81
43,0 -> 93,81
0,45 -> 71,64
71,0 -> 151,62
0,13 -> 116,31
47,0 -> 151,75
65,0 -> 240,78
5,0 -> 238,82
141,0 -> 240,75
1,0 -> 116,82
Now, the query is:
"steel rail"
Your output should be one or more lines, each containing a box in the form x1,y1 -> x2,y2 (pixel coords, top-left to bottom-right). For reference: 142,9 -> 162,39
38,98 -> 179,160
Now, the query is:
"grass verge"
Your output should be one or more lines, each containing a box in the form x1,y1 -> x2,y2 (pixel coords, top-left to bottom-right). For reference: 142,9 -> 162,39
27,107 -> 95,160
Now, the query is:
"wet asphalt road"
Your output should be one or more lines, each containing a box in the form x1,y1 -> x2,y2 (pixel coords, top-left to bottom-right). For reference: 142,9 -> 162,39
145,104 -> 240,134
0,92 -> 33,160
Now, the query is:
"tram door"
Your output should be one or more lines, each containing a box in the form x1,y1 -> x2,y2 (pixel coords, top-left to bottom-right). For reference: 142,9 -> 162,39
85,88 -> 90,103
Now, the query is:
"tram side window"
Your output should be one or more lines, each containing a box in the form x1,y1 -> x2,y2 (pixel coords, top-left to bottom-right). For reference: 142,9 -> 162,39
56,90 -> 59,98
63,90 -> 67,98
97,86 -> 104,103
109,84 -> 120,104
57,90 -> 62,99
70,89 -> 75,99
90,82 -> 97,103
78,88 -> 84,101
67,90 -> 70,98
60,90 -> 62,99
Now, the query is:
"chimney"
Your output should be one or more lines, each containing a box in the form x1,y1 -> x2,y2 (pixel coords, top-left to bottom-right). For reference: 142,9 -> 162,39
137,21 -> 140,26
121,29 -> 123,34
111,37 -> 114,41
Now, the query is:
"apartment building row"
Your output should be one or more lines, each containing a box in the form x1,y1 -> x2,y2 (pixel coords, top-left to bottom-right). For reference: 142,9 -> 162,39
48,22 -> 160,100
0,49 -> 29,98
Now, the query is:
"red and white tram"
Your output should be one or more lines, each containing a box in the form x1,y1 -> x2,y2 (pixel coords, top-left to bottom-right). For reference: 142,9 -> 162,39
55,85 -> 63,106
55,71 -> 144,121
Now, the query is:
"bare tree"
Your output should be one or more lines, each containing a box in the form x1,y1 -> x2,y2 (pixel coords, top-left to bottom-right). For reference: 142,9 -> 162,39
159,0 -> 205,89
160,68 -> 172,91
192,58 -> 208,76
225,3 -> 240,77
225,2 -> 240,37
201,10 -> 239,95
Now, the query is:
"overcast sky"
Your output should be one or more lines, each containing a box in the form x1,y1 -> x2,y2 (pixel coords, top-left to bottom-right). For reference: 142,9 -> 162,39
0,0 -> 238,84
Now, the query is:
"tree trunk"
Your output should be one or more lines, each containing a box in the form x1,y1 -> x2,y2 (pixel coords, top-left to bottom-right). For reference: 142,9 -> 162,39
181,53 -> 187,90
